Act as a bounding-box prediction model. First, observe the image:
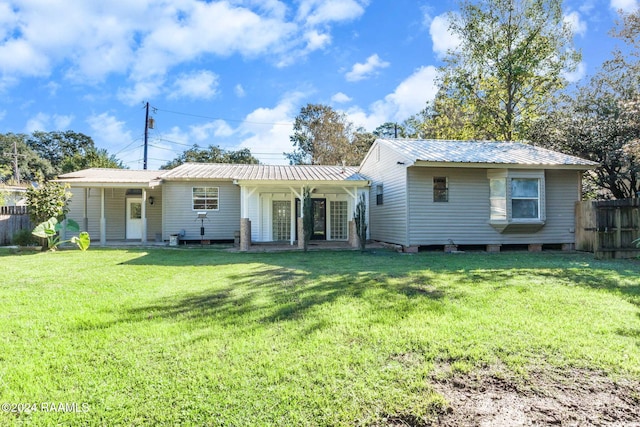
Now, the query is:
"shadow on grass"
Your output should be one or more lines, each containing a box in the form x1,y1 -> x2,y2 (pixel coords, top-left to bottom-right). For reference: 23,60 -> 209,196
93,257 -> 450,337
102,250 -> 640,342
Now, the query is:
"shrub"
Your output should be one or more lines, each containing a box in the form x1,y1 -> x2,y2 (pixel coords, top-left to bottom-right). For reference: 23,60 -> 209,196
12,229 -> 38,246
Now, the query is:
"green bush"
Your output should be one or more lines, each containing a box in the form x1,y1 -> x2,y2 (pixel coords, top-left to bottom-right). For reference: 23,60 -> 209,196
12,228 -> 39,246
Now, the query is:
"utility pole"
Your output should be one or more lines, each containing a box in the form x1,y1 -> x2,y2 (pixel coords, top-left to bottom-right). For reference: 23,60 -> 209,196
143,102 -> 149,170
3,139 -> 25,184
142,102 -> 156,170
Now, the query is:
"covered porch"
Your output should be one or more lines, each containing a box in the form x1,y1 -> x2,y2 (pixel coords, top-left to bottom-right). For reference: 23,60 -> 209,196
57,169 -> 163,246
237,180 -> 370,250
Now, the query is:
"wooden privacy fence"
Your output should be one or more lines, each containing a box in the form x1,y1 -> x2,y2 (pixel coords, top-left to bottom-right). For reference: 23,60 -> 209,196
576,199 -> 640,259
0,206 -> 31,245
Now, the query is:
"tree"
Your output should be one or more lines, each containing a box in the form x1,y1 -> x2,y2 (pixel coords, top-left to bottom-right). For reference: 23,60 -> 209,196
528,8 -> 640,199
438,0 -> 580,141
27,131 -> 94,170
0,133 -> 55,183
350,128 -> 377,161
287,104 -> 363,165
354,193 -> 367,251
61,147 -> 127,173
161,145 -> 260,169
25,181 -> 72,224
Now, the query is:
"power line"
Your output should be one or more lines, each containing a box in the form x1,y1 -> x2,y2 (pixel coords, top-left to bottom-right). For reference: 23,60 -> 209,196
154,106 -> 293,127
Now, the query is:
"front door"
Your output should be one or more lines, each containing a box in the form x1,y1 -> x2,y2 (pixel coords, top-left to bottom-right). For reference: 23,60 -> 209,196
126,198 -> 142,239
311,199 -> 326,240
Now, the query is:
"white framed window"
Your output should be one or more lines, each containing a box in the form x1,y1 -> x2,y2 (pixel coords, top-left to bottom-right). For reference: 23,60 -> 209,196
511,178 -> 540,219
192,187 -> 219,210
330,201 -> 348,240
487,170 -> 545,232
489,178 -> 507,220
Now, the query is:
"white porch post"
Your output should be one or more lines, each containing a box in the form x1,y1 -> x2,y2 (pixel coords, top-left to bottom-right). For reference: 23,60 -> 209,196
290,192 -> 295,245
289,187 -> 303,246
100,188 -> 106,246
240,186 -> 256,251
83,188 -> 88,232
141,188 -> 147,243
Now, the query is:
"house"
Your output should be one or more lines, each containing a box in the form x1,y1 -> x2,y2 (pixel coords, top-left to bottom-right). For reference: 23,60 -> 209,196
358,139 -> 598,252
57,164 -> 370,249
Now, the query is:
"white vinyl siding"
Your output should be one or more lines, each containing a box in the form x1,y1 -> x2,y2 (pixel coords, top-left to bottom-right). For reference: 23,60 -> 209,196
359,141 -> 410,246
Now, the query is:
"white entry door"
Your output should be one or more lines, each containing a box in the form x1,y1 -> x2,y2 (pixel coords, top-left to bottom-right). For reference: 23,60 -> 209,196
126,198 -> 143,239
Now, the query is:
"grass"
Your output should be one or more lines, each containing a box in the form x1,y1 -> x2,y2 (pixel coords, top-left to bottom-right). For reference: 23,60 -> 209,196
0,247 -> 639,426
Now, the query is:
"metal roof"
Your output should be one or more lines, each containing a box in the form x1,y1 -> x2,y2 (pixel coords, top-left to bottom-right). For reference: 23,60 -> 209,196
377,139 -> 598,167
160,163 -> 368,182
57,168 -> 163,184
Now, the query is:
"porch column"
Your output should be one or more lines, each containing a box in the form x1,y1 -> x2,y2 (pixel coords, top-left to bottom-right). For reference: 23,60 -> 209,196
240,186 -> 256,251
100,187 -> 106,246
290,192 -> 295,245
289,186 -> 303,246
298,186 -> 305,249
141,188 -> 147,244
83,188 -> 88,232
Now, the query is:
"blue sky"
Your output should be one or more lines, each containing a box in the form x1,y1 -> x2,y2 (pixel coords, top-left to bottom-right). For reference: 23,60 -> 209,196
0,0 -> 638,169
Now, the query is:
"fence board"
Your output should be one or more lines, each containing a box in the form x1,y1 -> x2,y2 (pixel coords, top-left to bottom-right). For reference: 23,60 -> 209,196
0,206 -> 31,245
575,199 -> 640,259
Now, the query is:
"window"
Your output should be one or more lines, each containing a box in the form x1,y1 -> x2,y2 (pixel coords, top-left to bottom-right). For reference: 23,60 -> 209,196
433,177 -> 448,202
487,170 -> 545,233
272,201 -> 291,241
192,187 -> 219,210
330,201 -> 348,240
376,184 -> 384,205
511,178 -> 539,219
489,178 -> 507,220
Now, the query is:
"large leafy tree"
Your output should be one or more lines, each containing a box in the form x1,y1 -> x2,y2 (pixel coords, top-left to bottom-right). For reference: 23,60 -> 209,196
61,147 -> 126,173
287,104 -> 358,165
161,145 -> 259,170
438,0 -> 580,141
0,133 -> 55,183
528,9 -> 640,199
27,131 -> 95,169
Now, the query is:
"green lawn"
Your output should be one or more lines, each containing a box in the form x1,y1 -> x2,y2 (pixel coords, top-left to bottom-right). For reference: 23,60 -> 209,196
0,248 -> 639,426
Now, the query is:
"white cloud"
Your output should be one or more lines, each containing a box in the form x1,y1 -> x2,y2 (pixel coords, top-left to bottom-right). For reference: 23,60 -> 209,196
117,80 -> 164,106
564,11 -> 587,37
563,60 -> 587,83
610,0 -> 639,12
237,92 -> 304,164
345,54 -> 390,82
298,0 -> 367,26
304,30 -> 332,51
25,112 -> 74,132
430,13 -> 461,59
331,92 -> 352,103
169,70 -> 219,100
0,1 -> 368,93
347,66 -> 439,130
190,120 -> 235,141
235,84 -> 246,98
86,112 -> 138,165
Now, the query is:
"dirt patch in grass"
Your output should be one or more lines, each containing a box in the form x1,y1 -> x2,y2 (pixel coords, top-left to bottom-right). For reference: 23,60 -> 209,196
431,364 -> 640,426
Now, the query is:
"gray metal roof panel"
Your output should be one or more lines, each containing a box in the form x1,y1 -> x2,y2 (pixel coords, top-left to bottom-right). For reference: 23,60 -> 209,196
160,163 -> 368,182
378,139 -> 598,166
